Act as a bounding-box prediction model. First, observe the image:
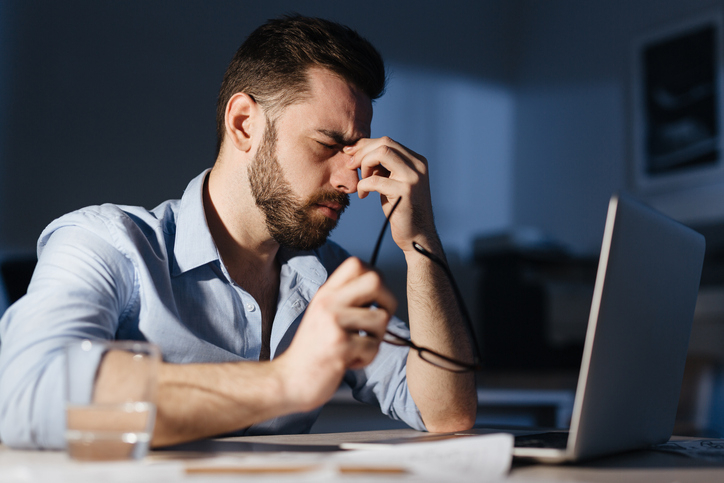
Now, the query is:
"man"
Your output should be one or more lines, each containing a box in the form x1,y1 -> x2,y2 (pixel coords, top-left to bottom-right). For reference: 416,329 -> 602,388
0,15 -> 476,449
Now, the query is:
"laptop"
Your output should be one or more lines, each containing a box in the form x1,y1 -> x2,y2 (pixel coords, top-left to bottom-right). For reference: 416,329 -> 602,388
343,193 -> 706,463
509,193 -> 705,462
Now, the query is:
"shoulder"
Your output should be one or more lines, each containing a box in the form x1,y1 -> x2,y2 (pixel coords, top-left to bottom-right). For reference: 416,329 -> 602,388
37,201 -> 178,261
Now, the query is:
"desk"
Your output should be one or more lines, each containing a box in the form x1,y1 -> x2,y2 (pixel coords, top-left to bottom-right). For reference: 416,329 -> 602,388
312,386 -> 575,433
2,429 -> 724,482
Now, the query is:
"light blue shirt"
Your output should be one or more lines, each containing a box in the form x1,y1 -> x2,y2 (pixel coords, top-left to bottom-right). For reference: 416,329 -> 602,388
0,170 -> 424,449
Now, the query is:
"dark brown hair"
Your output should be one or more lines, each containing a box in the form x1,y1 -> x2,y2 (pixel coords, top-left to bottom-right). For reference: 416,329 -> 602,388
215,15 -> 386,154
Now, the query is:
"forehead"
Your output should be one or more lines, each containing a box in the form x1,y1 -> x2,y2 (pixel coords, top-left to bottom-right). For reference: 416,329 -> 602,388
276,67 -> 373,142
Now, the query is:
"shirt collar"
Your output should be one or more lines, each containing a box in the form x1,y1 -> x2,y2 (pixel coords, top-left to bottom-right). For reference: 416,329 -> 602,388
278,247 -> 328,286
172,169 -> 219,276
172,169 -> 330,286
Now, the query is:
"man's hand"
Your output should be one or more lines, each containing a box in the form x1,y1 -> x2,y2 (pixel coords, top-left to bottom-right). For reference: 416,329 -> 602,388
274,257 -> 397,413
345,137 -> 438,254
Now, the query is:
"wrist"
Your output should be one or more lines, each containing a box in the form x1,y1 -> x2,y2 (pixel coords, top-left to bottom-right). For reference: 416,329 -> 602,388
269,354 -> 333,414
267,356 -> 305,414
403,234 -> 445,264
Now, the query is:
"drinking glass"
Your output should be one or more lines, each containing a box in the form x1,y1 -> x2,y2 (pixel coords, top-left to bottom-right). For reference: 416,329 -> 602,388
65,340 -> 160,461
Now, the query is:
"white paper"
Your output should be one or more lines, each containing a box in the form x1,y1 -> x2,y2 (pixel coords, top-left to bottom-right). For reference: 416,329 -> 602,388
332,433 -> 513,481
0,433 -> 513,483
653,439 -> 724,461
178,433 -> 513,482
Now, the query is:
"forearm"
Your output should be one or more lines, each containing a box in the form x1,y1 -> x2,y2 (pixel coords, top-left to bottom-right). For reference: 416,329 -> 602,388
155,361 -> 296,446
95,355 -> 297,448
404,237 -> 477,432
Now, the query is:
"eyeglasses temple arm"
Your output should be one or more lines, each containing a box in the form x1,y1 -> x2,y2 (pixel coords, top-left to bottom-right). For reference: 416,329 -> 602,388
369,197 -> 402,267
412,241 -> 483,367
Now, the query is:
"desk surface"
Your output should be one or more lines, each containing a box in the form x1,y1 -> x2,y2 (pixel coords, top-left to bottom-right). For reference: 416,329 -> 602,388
2,429 -> 724,482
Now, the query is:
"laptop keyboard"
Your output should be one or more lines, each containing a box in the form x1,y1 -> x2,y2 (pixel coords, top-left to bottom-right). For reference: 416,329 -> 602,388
514,432 -> 569,449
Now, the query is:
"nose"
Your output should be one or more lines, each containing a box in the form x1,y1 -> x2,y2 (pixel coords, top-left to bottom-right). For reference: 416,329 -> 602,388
329,153 -> 359,194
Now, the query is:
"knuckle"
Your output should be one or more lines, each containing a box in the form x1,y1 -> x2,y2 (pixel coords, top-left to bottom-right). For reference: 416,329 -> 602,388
366,271 -> 384,290
373,144 -> 393,159
374,308 -> 391,326
328,311 -> 342,326
364,176 -> 380,188
344,256 -> 365,272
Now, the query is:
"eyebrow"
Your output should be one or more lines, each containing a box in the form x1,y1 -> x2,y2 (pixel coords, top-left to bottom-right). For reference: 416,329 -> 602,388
315,129 -> 367,146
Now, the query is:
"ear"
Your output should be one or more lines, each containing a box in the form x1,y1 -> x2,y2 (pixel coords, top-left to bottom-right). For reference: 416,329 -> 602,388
224,93 -> 259,152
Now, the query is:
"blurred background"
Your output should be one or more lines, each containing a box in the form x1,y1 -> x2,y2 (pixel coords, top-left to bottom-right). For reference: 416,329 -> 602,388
2,0 -> 724,436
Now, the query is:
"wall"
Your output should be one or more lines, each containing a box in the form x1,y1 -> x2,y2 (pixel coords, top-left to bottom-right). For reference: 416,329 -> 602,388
0,0 -> 517,263
6,1 -> 724,262
512,0 -> 724,255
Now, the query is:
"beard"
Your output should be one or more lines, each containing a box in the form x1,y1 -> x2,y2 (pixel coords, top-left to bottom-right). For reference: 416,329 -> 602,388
248,119 -> 349,251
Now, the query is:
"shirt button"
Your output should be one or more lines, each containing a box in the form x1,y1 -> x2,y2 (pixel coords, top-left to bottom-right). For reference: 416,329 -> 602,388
245,303 -> 256,312
292,300 -> 302,309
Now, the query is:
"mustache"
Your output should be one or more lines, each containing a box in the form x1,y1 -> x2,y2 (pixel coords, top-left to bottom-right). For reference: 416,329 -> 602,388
303,189 -> 350,212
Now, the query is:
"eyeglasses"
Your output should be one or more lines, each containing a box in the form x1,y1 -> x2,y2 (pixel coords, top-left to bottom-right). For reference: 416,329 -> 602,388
369,198 -> 482,373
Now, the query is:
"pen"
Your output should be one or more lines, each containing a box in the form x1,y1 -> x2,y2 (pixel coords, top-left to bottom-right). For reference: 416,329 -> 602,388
184,464 -> 407,475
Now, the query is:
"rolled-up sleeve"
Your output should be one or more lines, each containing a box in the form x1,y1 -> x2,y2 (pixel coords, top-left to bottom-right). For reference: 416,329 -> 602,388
0,220 -> 135,448
344,316 -> 427,431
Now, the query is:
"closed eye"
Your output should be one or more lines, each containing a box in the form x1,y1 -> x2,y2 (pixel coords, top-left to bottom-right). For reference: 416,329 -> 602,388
316,141 -> 337,150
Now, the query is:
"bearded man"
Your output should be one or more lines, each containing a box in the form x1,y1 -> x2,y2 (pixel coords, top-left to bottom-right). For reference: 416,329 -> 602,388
0,15 -> 477,449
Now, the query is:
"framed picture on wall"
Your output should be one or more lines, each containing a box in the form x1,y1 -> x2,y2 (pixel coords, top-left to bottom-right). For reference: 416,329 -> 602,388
632,11 -> 724,193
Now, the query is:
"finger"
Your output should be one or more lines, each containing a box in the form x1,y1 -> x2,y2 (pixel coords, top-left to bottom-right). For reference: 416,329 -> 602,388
356,150 -> 407,200
330,270 -> 398,315
353,146 -> 425,202
358,144 -> 412,181
345,334 -> 382,369
342,138 -> 369,156
356,176 -> 406,206
320,257 -> 368,291
347,137 -> 427,175
335,306 -> 392,340
356,164 -> 392,200
344,136 -> 395,161
349,136 -> 427,162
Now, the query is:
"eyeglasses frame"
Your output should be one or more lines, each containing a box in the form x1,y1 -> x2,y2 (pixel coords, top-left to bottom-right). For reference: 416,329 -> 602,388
368,198 -> 483,372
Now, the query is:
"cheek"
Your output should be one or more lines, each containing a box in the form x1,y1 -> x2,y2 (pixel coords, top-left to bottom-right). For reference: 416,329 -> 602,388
275,137 -> 335,192
285,154 -> 331,188
287,163 -> 326,191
